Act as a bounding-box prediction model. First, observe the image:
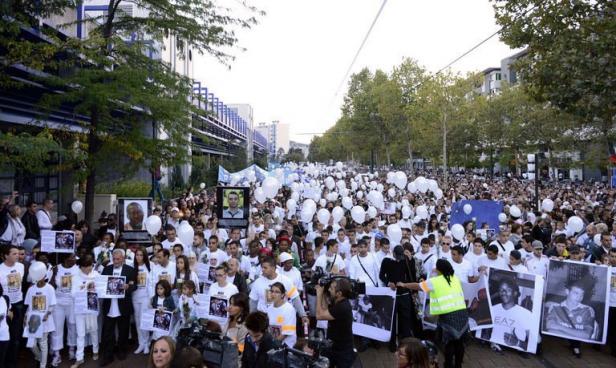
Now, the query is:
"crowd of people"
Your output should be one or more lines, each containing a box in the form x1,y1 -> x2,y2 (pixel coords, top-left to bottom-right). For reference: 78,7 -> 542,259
0,167 -> 615,368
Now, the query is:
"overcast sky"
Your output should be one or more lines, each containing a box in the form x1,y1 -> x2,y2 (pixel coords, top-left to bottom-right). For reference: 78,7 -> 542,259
193,0 -> 520,145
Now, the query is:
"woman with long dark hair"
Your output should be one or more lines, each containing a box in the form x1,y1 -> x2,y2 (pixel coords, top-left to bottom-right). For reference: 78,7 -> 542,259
224,293 -> 249,358
405,259 -> 469,368
132,246 -> 151,354
396,337 -> 431,368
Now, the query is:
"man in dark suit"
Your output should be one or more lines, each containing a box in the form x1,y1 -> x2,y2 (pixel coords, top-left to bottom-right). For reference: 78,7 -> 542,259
100,248 -> 137,366
21,200 -> 40,240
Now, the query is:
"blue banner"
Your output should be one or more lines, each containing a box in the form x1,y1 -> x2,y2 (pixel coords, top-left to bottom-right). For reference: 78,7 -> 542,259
450,200 -> 503,234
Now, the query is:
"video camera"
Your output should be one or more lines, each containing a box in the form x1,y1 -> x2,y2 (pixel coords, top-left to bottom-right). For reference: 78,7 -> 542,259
267,332 -> 332,368
176,319 -> 238,368
304,267 -> 365,298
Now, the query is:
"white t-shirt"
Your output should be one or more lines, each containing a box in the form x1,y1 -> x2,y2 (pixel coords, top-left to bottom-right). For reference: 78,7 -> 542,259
0,262 -> 25,303
36,209 -> 53,230
0,295 -> 9,341
312,254 -> 346,274
54,264 -> 79,306
199,249 -> 229,285
280,267 -> 304,292
249,273 -> 299,312
525,255 -> 549,278
161,238 -> 183,251
451,258 -> 476,282
476,255 -> 507,272
490,303 -> 533,346
348,254 -> 380,287
509,263 -> 529,273
71,269 -> 99,315
133,264 -> 150,300
209,282 -> 238,301
149,262 -> 176,296
24,283 -> 57,333
267,302 -> 297,347
490,240 -> 515,259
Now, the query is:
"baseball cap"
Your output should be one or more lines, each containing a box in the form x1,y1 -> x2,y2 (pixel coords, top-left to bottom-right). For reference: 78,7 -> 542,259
279,252 -> 293,264
532,240 -> 544,249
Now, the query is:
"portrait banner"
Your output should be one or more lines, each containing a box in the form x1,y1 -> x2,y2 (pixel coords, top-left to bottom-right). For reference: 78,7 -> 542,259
95,275 -> 126,299
541,259 -> 610,344
117,197 -> 153,242
462,276 -> 493,331
476,268 -> 544,354
216,186 -> 250,229
41,230 -> 76,254
350,286 -> 396,342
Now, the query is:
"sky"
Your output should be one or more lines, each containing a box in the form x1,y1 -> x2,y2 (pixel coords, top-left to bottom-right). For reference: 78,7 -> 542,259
193,0 -> 521,145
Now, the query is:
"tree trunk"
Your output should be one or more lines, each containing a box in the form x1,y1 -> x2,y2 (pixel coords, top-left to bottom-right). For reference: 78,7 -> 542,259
442,112 -> 448,190
84,109 -> 100,224
407,140 -> 414,176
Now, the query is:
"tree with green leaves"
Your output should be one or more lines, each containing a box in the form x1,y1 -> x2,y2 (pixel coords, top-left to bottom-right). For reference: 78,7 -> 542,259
493,0 -> 616,170
1,1 -> 260,222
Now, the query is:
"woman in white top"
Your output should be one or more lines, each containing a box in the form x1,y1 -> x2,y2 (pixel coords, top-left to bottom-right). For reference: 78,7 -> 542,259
51,253 -> 79,366
0,205 -> 25,246
266,282 -> 297,348
174,255 -> 200,295
70,255 -> 100,368
131,246 -> 151,355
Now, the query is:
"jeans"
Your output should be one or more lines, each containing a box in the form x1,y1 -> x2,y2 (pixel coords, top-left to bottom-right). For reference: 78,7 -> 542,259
52,302 -> 77,351
6,301 -> 24,368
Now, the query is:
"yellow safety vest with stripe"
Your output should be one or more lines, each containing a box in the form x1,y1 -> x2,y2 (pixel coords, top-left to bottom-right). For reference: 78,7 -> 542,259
429,275 -> 466,315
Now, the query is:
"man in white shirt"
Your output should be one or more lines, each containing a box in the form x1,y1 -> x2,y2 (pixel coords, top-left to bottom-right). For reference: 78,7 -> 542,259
415,238 -> 437,276
477,244 -> 508,276
525,241 -> 549,278
149,249 -> 176,296
465,238 -> 485,267
438,235 -> 454,261
375,237 -> 393,266
508,250 -> 529,273
36,198 -> 54,231
279,252 -> 304,292
348,239 -> 380,287
409,221 -> 426,253
312,239 -> 346,275
248,257 -> 308,326
490,230 -> 515,260
450,246 -> 478,283
161,226 -> 183,251
199,235 -> 229,287
208,265 -> 239,321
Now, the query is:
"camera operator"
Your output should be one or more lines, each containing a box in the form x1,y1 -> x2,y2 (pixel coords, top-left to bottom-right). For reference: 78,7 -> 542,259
315,278 -> 355,368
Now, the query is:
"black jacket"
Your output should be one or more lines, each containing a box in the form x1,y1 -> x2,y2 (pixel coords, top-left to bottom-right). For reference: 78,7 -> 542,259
232,273 -> 248,295
241,333 -> 278,368
21,210 -> 40,240
101,264 -> 137,316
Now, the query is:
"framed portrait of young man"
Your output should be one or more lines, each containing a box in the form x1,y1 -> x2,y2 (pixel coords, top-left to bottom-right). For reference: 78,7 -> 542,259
216,186 -> 250,229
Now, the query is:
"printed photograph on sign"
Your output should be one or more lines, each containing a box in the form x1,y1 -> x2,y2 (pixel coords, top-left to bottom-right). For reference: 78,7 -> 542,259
476,268 -> 543,354
87,291 -> 98,312
153,309 -> 172,332
55,231 -> 75,250
542,259 -> 610,344
350,286 -> 397,342
209,295 -> 229,319
106,276 -> 126,296
216,186 -> 250,228
122,199 -> 148,231
462,277 -> 493,330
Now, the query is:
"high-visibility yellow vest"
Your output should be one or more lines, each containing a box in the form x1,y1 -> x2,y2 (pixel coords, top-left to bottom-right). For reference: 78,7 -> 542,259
429,275 -> 466,315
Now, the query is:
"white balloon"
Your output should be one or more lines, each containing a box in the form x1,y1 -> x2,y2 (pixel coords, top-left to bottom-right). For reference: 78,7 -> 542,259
351,181 -> 358,191
402,206 -> 412,219
325,176 -> 335,190
527,212 -> 537,224
303,199 -> 317,212
339,188 -> 349,197
199,182 -> 206,190
394,171 -> 407,190
336,180 -> 346,191
351,206 -> 366,224
319,198 -> 327,207
498,213 -> 508,223
332,206 -> 345,223
342,196 -> 353,210
291,191 -> 300,202
434,189 -> 444,200
254,187 -> 266,203
28,261 -> 47,283
71,200 -> 83,214
407,182 -> 417,193
416,205 -> 429,220
427,179 -> 439,193
301,207 -> 313,223
335,172 -> 342,180
463,204 -> 473,215
451,224 -> 465,241
401,199 -> 410,207
177,222 -> 194,248
387,188 -> 396,198
412,215 -> 421,224
510,205 -> 522,218
286,199 -> 297,210
262,177 -> 280,199
387,224 -> 402,244
567,216 -> 584,233
317,208 -> 330,225
336,161 -> 343,170
416,177 -> 428,193
145,215 -> 162,236
386,171 -> 395,184
356,190 -> 364,199
377,183 -> 384,193
541,198 -> 554,212
367,206 -> 377,219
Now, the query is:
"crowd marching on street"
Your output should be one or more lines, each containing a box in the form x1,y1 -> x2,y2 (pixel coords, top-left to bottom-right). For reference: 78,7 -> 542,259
0,164 -> 615,368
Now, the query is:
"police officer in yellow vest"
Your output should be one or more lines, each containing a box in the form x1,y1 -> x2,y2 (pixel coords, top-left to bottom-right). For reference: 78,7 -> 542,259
405,259 -> 469,368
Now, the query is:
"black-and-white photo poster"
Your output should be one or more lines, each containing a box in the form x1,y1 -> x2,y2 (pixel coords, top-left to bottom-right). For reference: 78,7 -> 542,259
477,268 -> 543,354
462,277 -> 493,331
542,259 -> 610,344
349,286 -> 396,342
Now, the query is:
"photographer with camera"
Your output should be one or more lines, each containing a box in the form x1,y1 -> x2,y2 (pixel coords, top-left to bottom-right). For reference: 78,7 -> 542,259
315,278 -> 355,368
